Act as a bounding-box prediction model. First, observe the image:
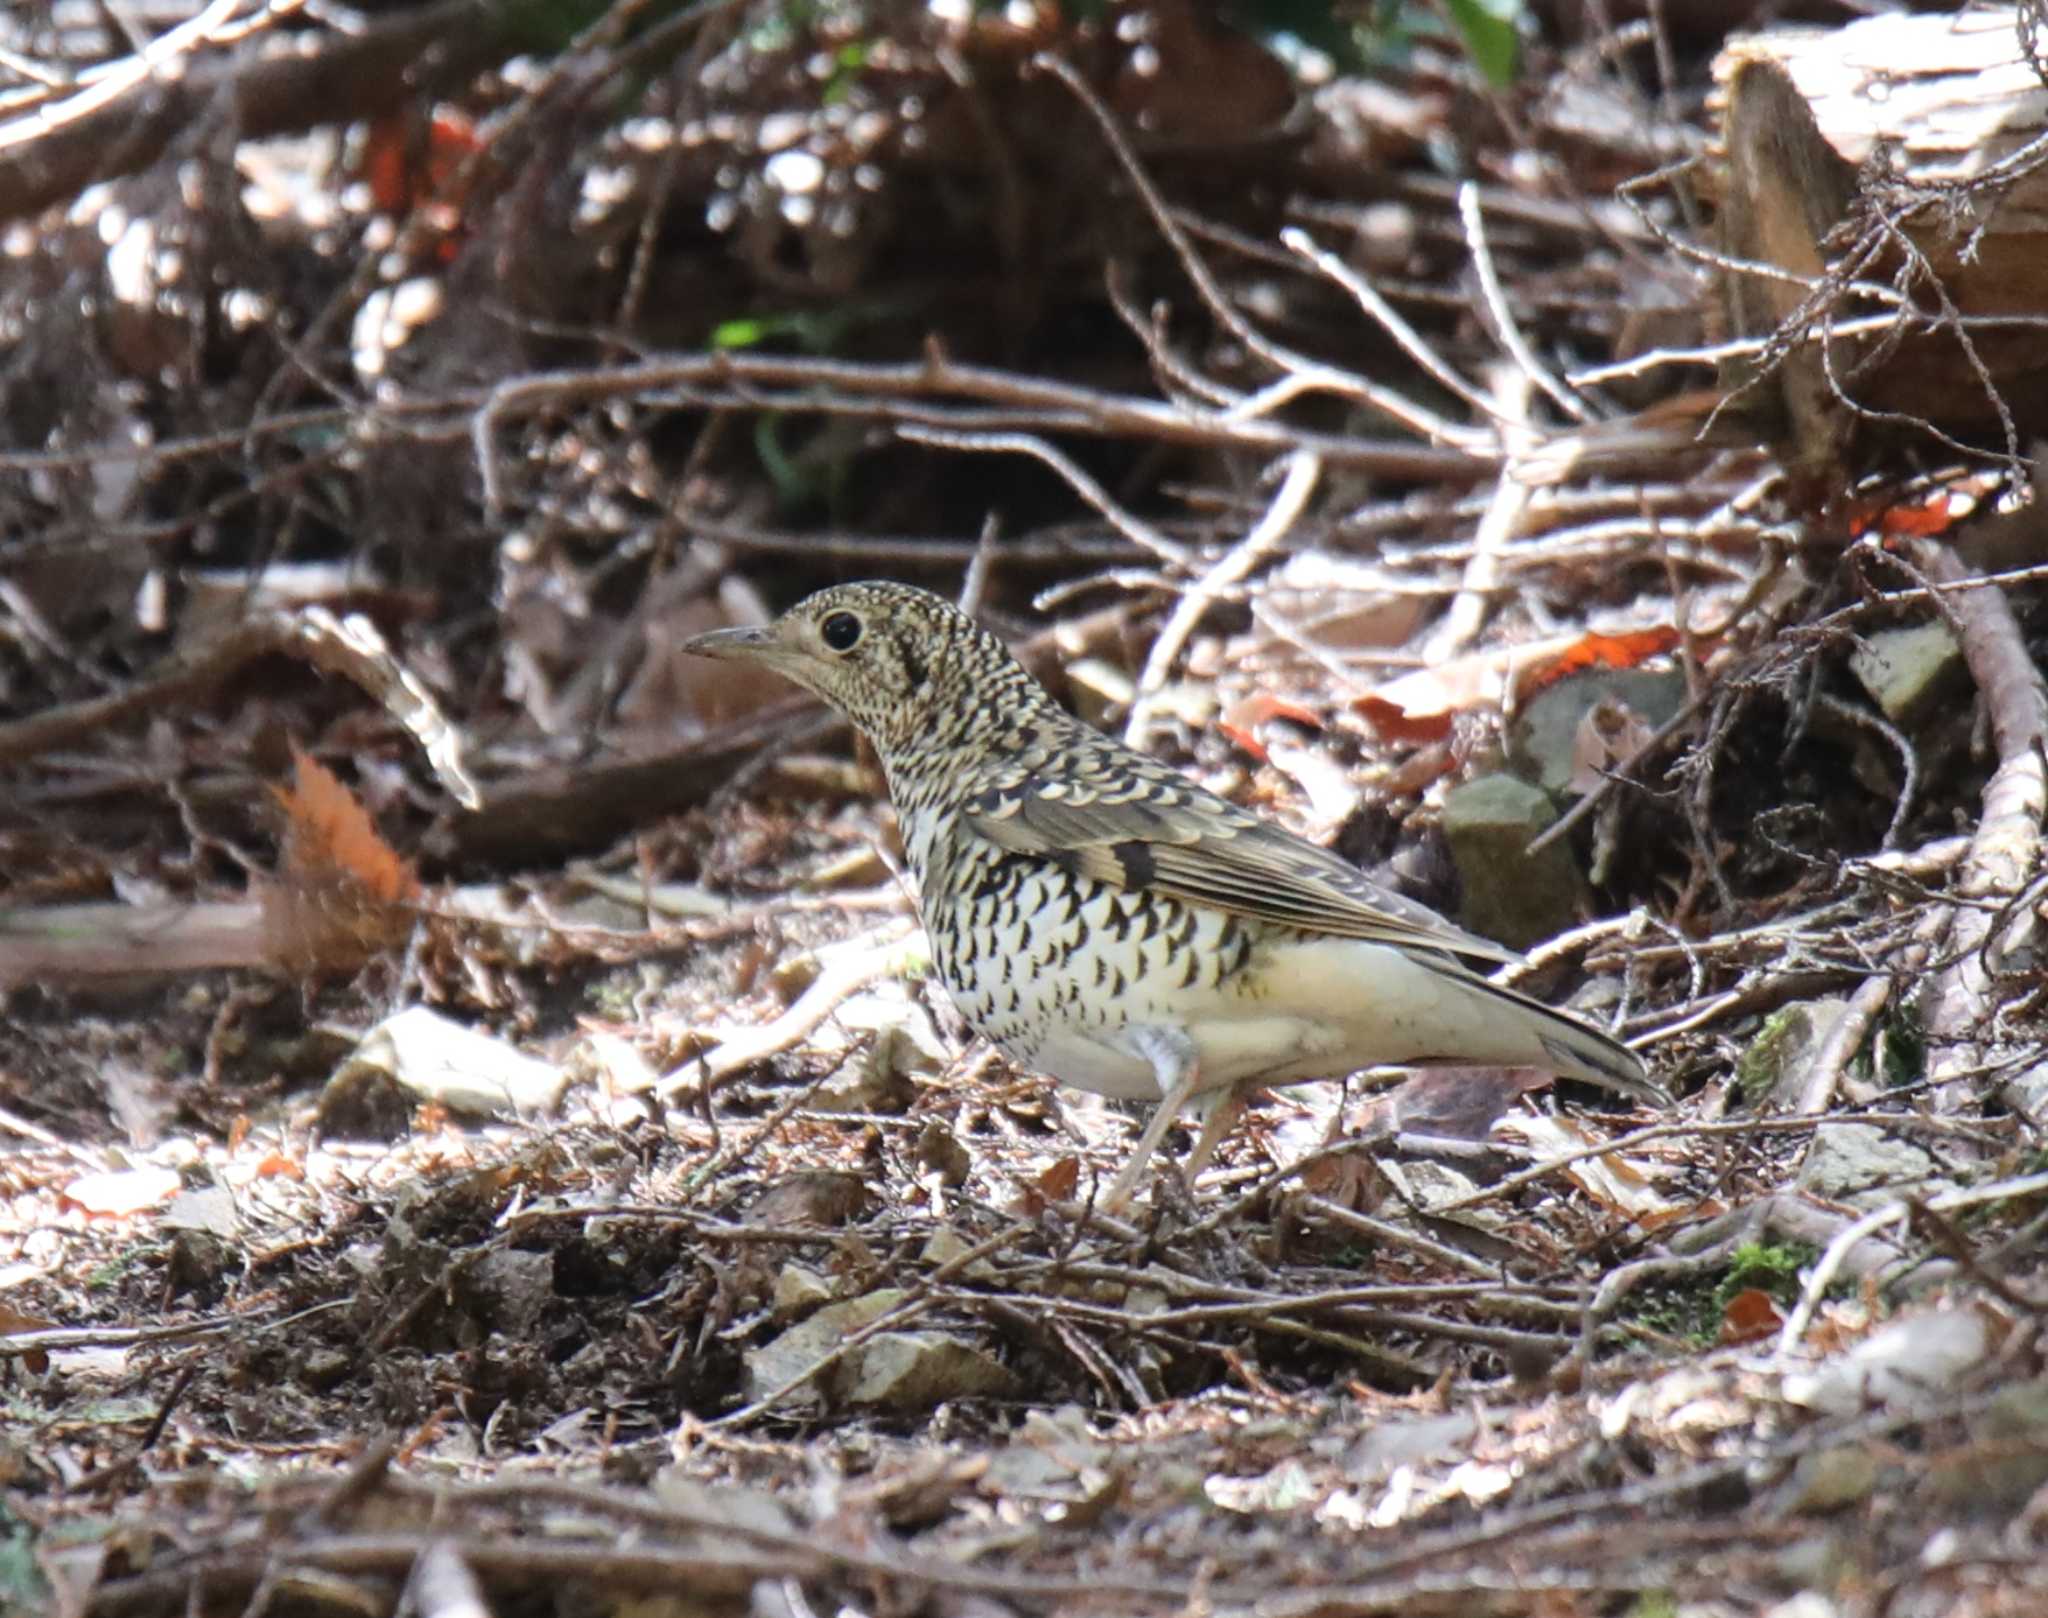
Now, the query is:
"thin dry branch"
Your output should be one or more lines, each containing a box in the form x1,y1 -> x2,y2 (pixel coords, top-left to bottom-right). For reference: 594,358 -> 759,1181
1030,51 -> 1484,452
1774,1166 -> 2048,1360
1425,366 -> 1534,663
0,606 -> 475,804
0,0 -> 519,225
1907,537 -> 2048,1081
473,349 -> 1491,513
1124,449 -> 1321,748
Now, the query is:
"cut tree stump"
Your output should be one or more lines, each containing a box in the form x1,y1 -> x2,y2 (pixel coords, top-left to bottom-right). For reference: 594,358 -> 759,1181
1708,6 -> 2048,477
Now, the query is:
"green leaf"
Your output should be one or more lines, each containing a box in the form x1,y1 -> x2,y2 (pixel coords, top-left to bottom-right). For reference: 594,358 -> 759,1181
1444,0 -> 1521,86
711,317 -> 773,351
752,414 -> 812,508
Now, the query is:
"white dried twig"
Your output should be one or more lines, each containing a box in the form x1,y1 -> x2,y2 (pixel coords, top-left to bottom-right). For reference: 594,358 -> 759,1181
1124,450 -> 1322,749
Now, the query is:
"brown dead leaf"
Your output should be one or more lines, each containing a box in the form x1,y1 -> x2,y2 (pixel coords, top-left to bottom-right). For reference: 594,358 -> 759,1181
914,1120 -> 972,1187
1719,1287 -> 1785,1345
1567,695 -> 1661,796
1378,738 -> 1460,796
1298,1150 -> 1381,1210
855,1452 -> 989,1530
1013,1155 -> 1080,1214
1504,1116 -> 1677,1221
0,1303 -> 54,1374
747,1171 -> 871,1229
1356,1067 -> 1550,1144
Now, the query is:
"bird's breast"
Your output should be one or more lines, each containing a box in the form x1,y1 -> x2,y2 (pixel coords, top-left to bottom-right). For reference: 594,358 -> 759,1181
908,823 -> 1269,1080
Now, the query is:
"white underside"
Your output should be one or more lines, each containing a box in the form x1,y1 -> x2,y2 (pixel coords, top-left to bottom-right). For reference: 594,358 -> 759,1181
992,936 -> 1568,1102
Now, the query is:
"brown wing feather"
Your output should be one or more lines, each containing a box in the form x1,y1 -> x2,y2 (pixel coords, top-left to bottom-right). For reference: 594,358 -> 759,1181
965,781 -> 1518,966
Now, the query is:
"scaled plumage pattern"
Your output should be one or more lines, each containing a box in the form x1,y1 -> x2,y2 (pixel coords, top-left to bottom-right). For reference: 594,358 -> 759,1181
684,581 -> 1661,1207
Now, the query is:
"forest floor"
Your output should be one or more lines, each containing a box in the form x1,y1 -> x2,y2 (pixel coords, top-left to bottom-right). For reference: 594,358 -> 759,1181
5,3 -> 2048,1616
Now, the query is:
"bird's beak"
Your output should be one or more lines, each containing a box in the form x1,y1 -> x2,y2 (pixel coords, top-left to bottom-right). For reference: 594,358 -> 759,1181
678,624 -> 777,661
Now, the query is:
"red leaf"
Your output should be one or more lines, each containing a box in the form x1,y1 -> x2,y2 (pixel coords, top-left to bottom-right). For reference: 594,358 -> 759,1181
1517,627 -> 1680,699
1847,490 -> 1958,541
1219,692 -> 1323,762
1353,694 -> 1457,745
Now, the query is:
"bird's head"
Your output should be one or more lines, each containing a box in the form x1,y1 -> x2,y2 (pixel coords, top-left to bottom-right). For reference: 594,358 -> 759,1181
679,580 -> 1044,759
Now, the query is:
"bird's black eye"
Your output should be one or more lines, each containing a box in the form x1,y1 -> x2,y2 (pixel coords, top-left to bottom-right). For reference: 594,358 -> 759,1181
820,611 -> 863,652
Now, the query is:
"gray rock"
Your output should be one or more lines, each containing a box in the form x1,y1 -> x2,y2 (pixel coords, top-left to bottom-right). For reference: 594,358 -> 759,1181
1440,773 -> 1583,949
1509,668 -> 1687,797
1796,1122 -> 1942,1209
834,1331 -> 1019,1411
743,1289 -> 905,1409
1849,621 -> 1964,726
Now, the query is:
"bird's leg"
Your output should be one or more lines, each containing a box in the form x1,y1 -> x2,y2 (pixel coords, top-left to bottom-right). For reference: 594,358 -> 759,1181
1102,1025 -> 1203,1212
1179,1084 -> 1246,1189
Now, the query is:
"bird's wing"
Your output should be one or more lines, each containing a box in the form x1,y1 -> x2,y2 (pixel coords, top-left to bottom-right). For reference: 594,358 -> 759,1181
963,780 -> 1519,965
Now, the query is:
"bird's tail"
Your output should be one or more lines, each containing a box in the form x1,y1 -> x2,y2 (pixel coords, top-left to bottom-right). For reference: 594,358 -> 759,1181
1463,972 -> 1667,1107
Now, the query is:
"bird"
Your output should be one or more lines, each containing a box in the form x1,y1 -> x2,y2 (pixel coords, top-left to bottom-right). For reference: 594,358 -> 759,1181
682,581 -> 1662,1209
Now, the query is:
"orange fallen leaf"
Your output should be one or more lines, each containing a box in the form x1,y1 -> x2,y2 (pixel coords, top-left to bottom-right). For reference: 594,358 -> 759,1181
274,748 -> 418,906
1353,693 -> 1457,745
361,107 -> 483,262
1847,489 -> 1958,542
266,747 -> 420,975
1517,627 -> 1680,700
1218,693 -> 1323,763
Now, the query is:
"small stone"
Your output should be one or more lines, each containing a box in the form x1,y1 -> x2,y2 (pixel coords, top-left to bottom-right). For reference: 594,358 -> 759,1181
1440,773 -> 1584,949
1783,1445 -> 1883,1512
834,1331 -> 1018,1411
919,1225 -> 994,1279
1849,621 -> 1964,726
1796,1122 -> 1942,1209
743,1289 -> 904,1408
772,1263 -> 834,1319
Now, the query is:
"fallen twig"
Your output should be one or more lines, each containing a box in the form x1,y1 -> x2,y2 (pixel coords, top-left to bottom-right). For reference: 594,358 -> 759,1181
1904,538 -> 2048,1092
